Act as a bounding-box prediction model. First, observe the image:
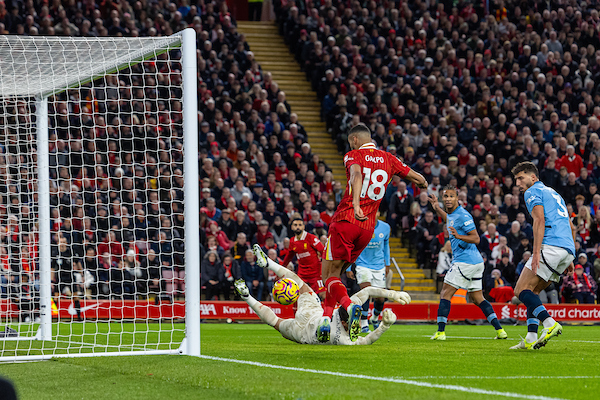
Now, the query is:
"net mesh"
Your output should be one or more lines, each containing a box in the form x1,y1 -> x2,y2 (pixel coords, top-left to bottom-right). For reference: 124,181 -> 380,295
0,34 -> 189,359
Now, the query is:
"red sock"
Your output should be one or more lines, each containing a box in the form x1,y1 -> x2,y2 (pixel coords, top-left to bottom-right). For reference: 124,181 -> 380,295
322,291 -> 335,318
325,277 -> 352,311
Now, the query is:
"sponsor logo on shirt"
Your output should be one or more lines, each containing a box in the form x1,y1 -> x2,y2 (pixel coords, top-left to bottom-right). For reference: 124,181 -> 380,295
297,252 -> 311,259
365,155 -> 385,163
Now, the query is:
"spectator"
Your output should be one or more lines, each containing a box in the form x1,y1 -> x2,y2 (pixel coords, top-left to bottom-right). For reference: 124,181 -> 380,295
435,241 -> 451,294
240,249 -> 265,301
201,251 -> 226,301
480,223 -> 500,260
491,236 -> 513,266
506,221 -> 526,253
561,265 -> 597,304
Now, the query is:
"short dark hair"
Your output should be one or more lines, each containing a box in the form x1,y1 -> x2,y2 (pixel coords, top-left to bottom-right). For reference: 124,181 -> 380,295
290,217 -> 304,227
442,184 -> 457,194
348,123 -> 371,138
511,161 -> 539,178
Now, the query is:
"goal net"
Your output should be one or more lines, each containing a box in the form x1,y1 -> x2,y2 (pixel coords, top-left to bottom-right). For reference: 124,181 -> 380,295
0,29 -> 200,361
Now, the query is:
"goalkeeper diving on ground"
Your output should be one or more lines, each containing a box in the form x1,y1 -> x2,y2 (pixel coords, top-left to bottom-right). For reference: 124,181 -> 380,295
234,245 -> 411,345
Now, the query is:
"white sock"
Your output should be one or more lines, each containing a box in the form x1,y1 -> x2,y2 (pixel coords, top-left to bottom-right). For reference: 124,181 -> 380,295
526,332 -> 538,343
542,317 -> 556,329
360,319 -> 368,329
266,258 -> 304,288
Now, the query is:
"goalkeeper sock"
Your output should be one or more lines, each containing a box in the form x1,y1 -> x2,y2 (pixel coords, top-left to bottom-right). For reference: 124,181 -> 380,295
326,277 -> 352,310
519,290 -> 554,328
361,299 -> 370,320
373,299 -> 385,317
437,299 -> 451,332
266,258 -> 304,289
478,300 -> 502,330
245,295 -> 279,327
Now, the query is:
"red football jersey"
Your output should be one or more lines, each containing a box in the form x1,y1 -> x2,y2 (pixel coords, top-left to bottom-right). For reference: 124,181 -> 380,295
332,143 -> 410,231
282,231 -> 324,281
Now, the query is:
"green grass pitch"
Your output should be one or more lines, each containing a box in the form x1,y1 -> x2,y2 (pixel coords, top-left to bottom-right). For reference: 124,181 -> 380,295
2,322 -> 600,399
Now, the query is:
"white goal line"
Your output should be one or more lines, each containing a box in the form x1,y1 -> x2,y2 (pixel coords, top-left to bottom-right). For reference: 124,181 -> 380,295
198,355 -> 565,400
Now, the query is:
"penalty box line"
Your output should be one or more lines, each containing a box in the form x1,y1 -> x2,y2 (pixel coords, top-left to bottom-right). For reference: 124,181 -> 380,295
199,355 -> 564,400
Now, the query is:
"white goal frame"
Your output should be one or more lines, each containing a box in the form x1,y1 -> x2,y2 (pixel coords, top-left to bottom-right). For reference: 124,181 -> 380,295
0,28 -> 199,361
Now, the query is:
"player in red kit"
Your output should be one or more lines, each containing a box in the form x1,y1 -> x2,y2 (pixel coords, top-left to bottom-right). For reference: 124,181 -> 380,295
317,123 -> 428,342
281,218 -> 326,299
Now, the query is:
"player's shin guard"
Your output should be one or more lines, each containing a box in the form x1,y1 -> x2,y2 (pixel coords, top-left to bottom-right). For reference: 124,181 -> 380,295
326,277 -> 352,310
478,300 -> 502,330
437,299 -> 451,332
519,290 -> 554,328
245,295 -> 279,327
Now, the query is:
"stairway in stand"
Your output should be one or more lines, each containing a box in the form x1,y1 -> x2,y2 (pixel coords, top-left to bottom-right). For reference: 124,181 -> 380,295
237,21 -> 438,302
237,21 -> 346,183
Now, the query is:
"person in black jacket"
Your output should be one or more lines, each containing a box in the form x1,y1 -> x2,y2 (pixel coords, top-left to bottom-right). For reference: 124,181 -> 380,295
222,253 -> 242,300
217,208 -> 236,242
240,249 -> 265,301
201,251 -> 226,300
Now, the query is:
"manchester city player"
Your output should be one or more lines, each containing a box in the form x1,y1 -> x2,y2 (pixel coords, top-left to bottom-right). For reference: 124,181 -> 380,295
429,186 -> 507,341
350,212 -> 391,332
511,162 -> 576,350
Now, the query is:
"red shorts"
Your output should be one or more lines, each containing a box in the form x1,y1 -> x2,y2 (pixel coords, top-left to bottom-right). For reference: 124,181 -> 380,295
300,276 -> 326,294
324,221 -> 373,264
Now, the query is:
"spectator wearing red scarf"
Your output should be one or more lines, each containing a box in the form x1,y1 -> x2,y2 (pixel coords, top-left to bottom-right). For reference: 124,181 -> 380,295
561,265 -> 597,304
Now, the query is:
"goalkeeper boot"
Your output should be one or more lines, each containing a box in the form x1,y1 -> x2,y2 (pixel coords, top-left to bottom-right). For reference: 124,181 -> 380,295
495,328 -> 508,339
369,313 -> 381,330
252,244 -> 268,268
509,338 -> 536,350
234,279 -> 250,299
430,331 -> 446,341
533,322 -> 562,349
348,304 -> 362,342
316,317 -> 331,343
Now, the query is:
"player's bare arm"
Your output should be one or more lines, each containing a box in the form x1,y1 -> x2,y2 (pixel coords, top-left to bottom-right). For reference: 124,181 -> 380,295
429,194 -> 447,222
349,163 -> 367,221
448,227 -> 480,244
405,169 -> 428,189
530,204 -> 545,275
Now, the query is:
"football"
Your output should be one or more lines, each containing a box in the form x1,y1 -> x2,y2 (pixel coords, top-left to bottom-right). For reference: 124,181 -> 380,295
271,278 -> 300,305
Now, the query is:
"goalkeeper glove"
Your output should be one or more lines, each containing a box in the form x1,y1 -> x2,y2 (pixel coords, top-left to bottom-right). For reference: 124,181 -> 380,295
391,291 -> 411,305
381,309 -> 397,327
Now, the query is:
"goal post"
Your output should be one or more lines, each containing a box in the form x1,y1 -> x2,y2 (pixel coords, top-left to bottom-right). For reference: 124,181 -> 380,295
0,28 -> 199,362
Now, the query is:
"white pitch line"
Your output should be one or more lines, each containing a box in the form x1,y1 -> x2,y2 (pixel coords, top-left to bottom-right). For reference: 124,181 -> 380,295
421,335 -> 600,343
199,355 -> 565,400
402,376 -> 599,380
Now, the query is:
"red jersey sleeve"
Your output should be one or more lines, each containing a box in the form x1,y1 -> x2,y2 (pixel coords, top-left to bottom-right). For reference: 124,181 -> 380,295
389,153 -> 410,178
343,151 -> 359,170
281,247 -> 295,267
310,234 -> 324,256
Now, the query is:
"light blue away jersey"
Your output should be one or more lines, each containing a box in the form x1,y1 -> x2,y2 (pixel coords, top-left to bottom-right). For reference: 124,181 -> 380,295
355,220 -> 390,271
524,181 -> 575,255
447,206 -> 484,265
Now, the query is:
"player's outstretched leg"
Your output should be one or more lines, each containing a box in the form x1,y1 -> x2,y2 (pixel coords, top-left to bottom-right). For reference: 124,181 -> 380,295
235,279 -> 281,328
431,299 -> 450,340
252,244 -> 306,289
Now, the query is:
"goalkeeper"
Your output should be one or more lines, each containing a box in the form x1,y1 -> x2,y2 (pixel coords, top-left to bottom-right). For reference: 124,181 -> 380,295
234,245 -> 411,345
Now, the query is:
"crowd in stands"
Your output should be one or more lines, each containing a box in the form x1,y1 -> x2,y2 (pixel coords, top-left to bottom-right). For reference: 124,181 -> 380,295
274,0 -> 600,303
0,0 -> 339,313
